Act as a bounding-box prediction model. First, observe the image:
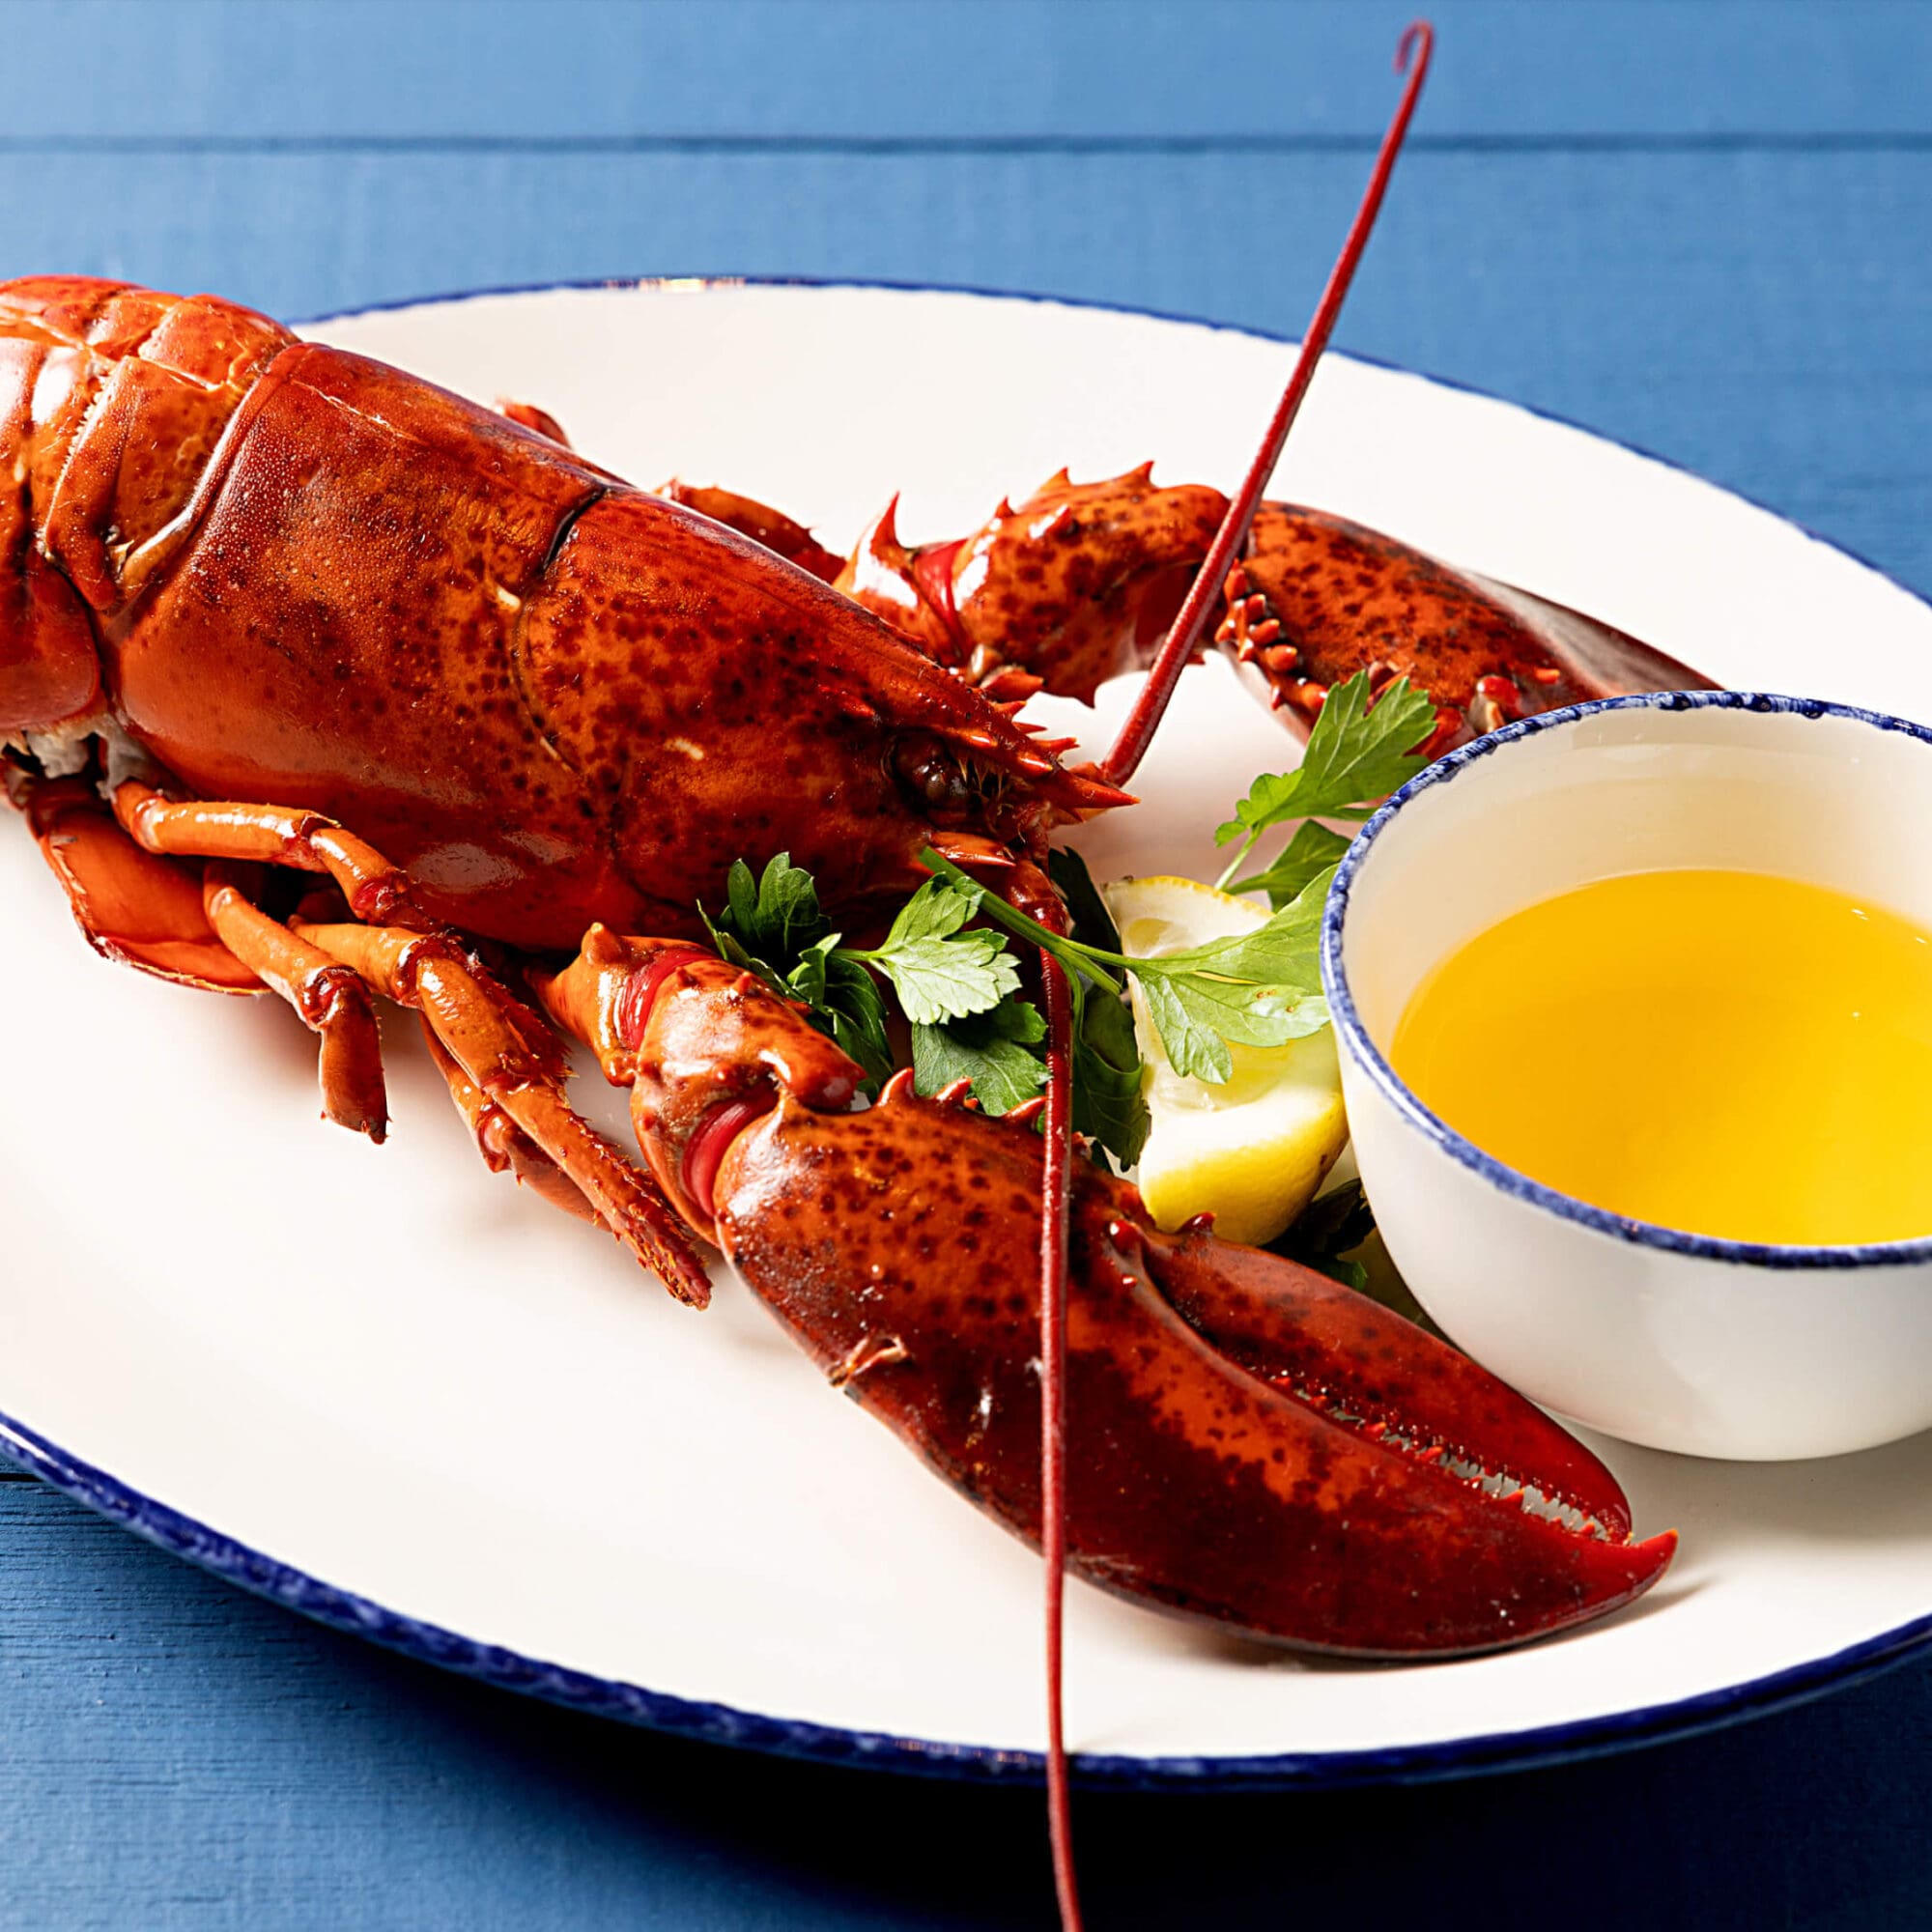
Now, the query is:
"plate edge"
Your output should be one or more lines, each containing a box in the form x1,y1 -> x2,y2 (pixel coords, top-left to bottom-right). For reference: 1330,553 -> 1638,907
6,1401 -> 1930,1791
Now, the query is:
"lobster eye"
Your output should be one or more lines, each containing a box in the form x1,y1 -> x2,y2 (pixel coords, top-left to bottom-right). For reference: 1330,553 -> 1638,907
892,732 -> 974,817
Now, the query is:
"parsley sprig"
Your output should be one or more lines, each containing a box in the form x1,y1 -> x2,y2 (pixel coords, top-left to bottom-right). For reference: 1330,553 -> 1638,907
1213,669 -> 1435,903
699,851 -> 1149,1164
699,856 -> 898,1087
698,668 -> 1439,1166
911,845 -> 1333,1084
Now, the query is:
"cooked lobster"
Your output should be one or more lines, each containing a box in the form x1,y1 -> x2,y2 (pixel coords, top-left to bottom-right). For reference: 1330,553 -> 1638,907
0,256 -> 1681,1628
0,43 -> 1694,1863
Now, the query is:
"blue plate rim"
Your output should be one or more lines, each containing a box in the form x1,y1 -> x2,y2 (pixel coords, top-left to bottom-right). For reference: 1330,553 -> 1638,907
9,273 -> 1929,1790
10,1396 -> 1932,1792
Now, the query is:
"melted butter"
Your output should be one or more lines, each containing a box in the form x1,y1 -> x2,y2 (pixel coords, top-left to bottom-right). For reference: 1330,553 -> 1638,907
1391,868 -> 1932,1245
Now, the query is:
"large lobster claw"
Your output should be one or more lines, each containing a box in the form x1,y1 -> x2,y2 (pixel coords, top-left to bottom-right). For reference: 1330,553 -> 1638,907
709,1058 -> 1674,1658
533,929 -> 1674,1657
1220,505 -> 1718,751
830,470 -> 1717,756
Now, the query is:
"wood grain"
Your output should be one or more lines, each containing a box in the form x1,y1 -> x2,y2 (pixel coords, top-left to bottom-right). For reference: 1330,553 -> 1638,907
9,0 -> 1932,140
6,146 -> 1924,595
3,1472 -> 1930,1930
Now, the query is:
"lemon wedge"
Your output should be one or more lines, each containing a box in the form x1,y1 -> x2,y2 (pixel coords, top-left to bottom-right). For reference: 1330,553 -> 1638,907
1100,874 -> 1348,1247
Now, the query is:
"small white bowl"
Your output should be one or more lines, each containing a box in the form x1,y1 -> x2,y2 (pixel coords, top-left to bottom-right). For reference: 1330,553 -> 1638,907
1322,692 -> 1932,1462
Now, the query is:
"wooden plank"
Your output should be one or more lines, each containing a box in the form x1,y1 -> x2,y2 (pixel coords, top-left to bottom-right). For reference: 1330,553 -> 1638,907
3,146 -> 1924,596
8,0 -> 1932,141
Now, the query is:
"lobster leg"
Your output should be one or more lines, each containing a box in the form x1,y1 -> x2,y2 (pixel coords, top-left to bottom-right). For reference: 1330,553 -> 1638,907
4,766 -> 260,992
290,919 -> 711,1305
417,1017 -> 602,1229
111,782 -> 427,928
199,864 -> 388,1139
4,770 -> 384,1132
82,775 -> 705,1294
654,480 -> 846,583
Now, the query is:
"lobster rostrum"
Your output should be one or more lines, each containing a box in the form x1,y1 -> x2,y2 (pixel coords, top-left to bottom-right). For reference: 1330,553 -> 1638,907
0,263 -> 1683,1650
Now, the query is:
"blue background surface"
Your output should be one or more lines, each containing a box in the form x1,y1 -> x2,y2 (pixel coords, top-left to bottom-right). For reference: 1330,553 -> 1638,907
5,1 -> 1931,1923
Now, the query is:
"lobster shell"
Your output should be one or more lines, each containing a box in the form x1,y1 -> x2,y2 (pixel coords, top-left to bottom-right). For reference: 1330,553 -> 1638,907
0,277 -> 1120,953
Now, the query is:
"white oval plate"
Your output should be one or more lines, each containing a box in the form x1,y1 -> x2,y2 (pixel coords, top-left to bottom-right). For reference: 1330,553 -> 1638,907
6,281 -> 1932,1787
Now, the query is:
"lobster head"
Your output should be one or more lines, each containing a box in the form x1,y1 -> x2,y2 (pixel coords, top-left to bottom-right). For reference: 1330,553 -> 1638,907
24,307 -> 1130,952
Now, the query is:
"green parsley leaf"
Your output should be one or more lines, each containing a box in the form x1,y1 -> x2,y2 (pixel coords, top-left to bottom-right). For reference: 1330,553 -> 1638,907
1216,671 -> 1435,846
1136,974 -> 1327,1081
911,998 -> 1047,1115
700,856 -> 898,1089
1117,870 -> 1332,1082
724,855 -> 763,936
850,877 -> 1019,1025
1071,983 -> 1150,1169
868,928 -> 1020,1026
1136,975 -> 1232,1083
822,949 -> 896,1088
721,851 -> 832,958
882,876 -> 979,948
1161,867 -> 1332,991
697,900 -> 765,980
1227,818 -> 1353,909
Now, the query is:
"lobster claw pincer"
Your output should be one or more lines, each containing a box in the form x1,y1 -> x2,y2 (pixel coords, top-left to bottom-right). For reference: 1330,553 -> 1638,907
537,938 -> 1674,1655
715,1085 -> 1672,1656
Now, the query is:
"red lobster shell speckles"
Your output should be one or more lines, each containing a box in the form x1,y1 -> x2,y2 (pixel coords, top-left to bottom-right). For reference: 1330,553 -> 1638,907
828,466 -> 1713,753
3,270 -> 1682,1662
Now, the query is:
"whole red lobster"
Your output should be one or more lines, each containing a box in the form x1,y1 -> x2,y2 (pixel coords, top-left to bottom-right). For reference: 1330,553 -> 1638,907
0,47 -> 1697,1905
0,246 -> 1685,1609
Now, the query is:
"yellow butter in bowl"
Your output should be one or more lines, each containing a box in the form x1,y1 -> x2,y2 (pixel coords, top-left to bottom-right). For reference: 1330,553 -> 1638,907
1392,867 -> 1932,1248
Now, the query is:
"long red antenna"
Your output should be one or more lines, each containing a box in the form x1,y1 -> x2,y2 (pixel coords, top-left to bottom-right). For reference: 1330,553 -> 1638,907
1035,28 -> 1435,1927
1037,952 -> 1083,1931
1100,20 -> 1435,786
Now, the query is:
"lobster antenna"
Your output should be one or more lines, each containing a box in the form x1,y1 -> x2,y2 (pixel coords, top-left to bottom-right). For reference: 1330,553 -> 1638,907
1037,28 -> 1436,1926
1037,952 -> 1083,1932
1100,19 -> 1435,785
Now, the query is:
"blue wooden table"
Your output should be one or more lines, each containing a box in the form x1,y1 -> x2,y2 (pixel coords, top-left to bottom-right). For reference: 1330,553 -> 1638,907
6,3 -> 1931,1923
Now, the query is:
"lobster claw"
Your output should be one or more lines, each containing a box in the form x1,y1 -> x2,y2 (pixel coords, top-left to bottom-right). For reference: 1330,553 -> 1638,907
1224,505 -> 1718,750
711,1073 -> 1674,1658
836,470 -> 1232,703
